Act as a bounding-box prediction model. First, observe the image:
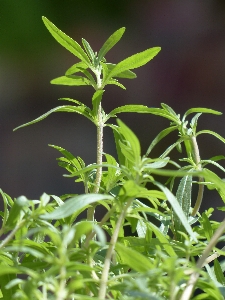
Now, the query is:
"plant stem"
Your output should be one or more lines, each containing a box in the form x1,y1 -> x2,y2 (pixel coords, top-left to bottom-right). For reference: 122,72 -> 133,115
190,136 -> 204,216
98,198 -> 133,300
87,102 -> 104,222
0,220 -> 25,249
180,218 -> 225,300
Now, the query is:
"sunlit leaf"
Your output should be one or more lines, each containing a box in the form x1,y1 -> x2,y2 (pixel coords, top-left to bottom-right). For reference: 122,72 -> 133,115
104,47 -> 161,83
40,194 -> 114,219
14,105 -> 93,131
42,17 -> 90,65
98,27 -> 125,63
51,75 -> 91,86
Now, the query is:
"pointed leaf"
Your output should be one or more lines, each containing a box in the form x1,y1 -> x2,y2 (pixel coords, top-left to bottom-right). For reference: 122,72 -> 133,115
214,259 -> 225,285
173,176 -> 192,241
51,75 -> 91,86
105,63 -> 136,79
92,90 -> 104,117
107,105 -> 149,121
197,130 -> 225,144
104,47 -> 161,82
65,62 -> 88,75
42,17 -> 90,65
40,194 -> 114,219
183,107 -> 222,119
108,79 -> 126,90
155,182 -> 198,242
14,105 -> 93,131
115,242 -> 153,272
117,119 -> 141,164
82,38 -> 95,63
98,27 -> 125,62
147,222 -> 177,257
145,126 -> 178,156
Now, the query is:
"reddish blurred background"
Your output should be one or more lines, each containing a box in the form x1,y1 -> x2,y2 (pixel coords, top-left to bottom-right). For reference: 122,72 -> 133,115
1,1 -> 225,219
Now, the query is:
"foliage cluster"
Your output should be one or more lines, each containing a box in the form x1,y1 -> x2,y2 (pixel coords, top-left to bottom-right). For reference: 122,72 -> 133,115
1,17 -> 225,300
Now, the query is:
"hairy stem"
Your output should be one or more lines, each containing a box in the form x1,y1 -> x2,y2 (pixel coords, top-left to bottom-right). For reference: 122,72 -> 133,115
190,136 -> 204,216
98,198 -> 133,299
87,102 -> 104,221
180,218 -> 225,300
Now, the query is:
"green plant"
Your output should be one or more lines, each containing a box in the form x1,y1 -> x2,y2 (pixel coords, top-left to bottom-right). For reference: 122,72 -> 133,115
1,16 -> 225,299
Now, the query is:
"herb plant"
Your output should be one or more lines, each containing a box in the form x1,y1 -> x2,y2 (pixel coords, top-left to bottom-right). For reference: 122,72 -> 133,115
1,16 -> 225,300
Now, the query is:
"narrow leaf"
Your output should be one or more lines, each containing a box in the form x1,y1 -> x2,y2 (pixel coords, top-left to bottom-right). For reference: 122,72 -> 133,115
51,75 -> 91,86
98,27 -> 125,62
82,38 -> 95,62
196,130 -> 225,144
115,242 -> 153,272
155,182 -> 198,242
92,90 -> 104,118
40,194 -> 114,219
65,62 -> 88,75
183,107 -> 222,119
14,105 -> 93,131
145,126 -> 178,156
105,47 -> 161,82
107,104 -> 149,121
173,176 -> 192,241
42,17 -> 90,65
214,259 -> 225,285
105,63 -> 136,79
147,222 -> 177,257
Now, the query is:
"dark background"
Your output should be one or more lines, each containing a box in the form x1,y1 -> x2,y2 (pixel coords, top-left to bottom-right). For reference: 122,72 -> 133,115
1,1 -> 225,219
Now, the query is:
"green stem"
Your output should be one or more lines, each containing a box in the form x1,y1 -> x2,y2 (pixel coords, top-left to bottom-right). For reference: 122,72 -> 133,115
180,218 -> 225,300
98,198 -> 133,300
190,136 -> 204,216
87,102 -> 103,223
0,220 -> 25,249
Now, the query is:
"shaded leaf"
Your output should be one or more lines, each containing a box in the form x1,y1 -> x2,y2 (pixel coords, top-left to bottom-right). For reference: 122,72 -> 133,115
115,242 -> 153,272
155,182 -> 198,242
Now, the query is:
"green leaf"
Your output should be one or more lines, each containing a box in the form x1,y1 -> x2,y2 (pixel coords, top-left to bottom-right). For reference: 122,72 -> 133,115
173,176 -> 192,241
214,259 -> 225,285
97,27 -> 126,63
92,90 -> 104,118
147,222 -> 177,257
40,194 -> 114,219
115,242 -> 153,272
51,75 -> 91,86
65,62 -> 88,75
196,130 -> 225,144
104,63 -> 136,79
155,182 -> 198,242
183,107 -> 222,120
117,119 -> 141,165
104,47 -> 161,83
200,212 -> 213,241
13,105 -> 93,131
82,38 -> 95,63
42,17 -> 90,65
5,196 -> 29,228
145,126 -> 178,156
107,104 -> 150,120
107,79 -> 126,90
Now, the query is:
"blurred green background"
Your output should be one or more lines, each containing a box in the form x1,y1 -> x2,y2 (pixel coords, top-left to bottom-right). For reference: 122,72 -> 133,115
1,1 -> 225,217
